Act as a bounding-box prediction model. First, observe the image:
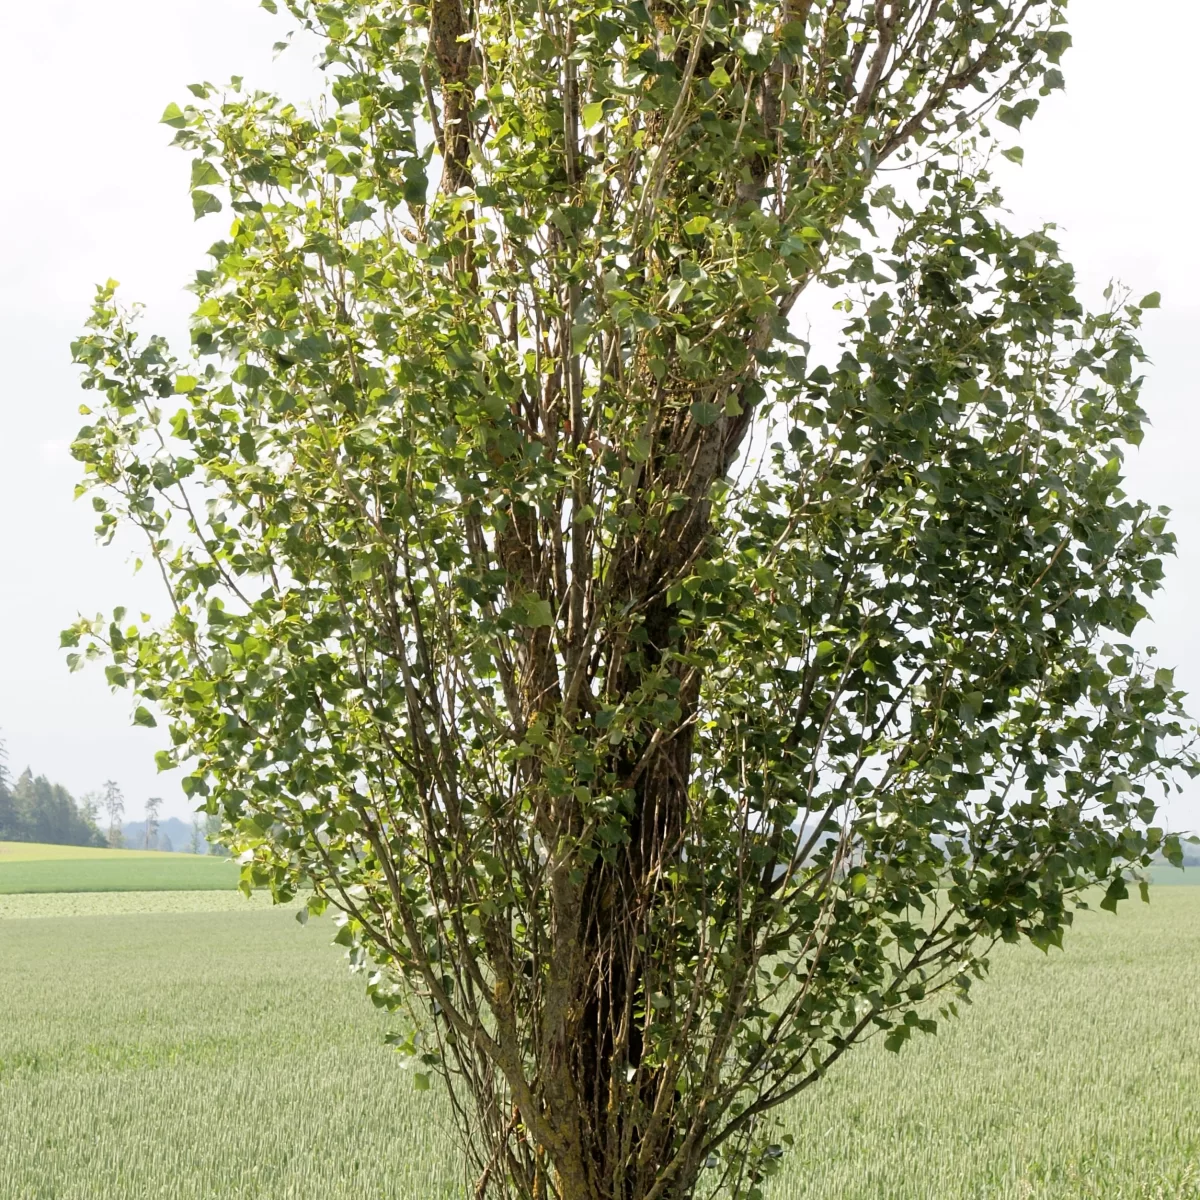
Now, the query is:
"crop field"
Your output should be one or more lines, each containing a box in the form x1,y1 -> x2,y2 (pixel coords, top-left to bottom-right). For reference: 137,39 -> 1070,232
1,886 -> 1197,1199
0,889 -> 278,920
0,841 -> 188,862
0,841 -> 239,893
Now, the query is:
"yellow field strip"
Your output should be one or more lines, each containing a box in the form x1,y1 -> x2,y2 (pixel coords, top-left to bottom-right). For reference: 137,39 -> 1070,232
0,840 -> 184,863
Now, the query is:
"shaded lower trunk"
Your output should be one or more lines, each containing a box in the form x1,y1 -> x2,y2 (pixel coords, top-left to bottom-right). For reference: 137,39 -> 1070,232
569,592 -> 701,1200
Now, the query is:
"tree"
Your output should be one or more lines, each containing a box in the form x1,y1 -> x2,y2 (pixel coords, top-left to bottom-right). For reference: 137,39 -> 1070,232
144,795 -> 163,850
190,815 -> 205,854
0,733 -> 15,841
205,812 -> 227,856
67,2 -> 1195,1197
102,780 -> 125,850
79,789 -> 102,829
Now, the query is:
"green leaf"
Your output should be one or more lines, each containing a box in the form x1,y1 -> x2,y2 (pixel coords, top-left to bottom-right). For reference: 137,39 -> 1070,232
1100,876 -> 1129,914
413,1071 -> 431,1091
326,149 -> 357,176
997,99 -> 1039,130
403,158 -> 429,207
519,597 -> 554,628
666,278 -> 692,308
581,101 -> 605,130
708,65 -> 731,87
1138,292 -> 1161,310
160,102 -> 187,128
191,189 -> 222,220
683,215 -> 711,236
133,706 -> 157,728
189,159 -> 220,189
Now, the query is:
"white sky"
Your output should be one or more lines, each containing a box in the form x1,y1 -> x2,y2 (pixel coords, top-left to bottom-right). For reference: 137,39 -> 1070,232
0,0 -> 1196,828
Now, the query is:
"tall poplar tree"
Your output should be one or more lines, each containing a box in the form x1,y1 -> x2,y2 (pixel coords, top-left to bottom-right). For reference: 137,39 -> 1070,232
144,795 -> 164,850
68,2 -> 1194,1196
102,780 -> 126,850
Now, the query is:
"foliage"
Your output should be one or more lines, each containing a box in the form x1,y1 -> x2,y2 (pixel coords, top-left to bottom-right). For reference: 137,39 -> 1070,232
66,0 -> 1195,1196
206,810 -> 230,856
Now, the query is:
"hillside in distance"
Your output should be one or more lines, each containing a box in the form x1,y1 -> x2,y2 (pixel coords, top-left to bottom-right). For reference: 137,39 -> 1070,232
120,816 -> 213,854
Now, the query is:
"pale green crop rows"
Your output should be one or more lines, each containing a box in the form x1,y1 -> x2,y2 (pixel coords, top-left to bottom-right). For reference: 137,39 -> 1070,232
1,889 -> 1197,1199
770,887 -> 1200,1199
0,902 -> 459,1200
0,889 -> 282,920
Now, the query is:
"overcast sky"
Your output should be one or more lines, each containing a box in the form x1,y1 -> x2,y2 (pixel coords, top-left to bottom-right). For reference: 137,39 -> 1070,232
1,1 -> 1196,828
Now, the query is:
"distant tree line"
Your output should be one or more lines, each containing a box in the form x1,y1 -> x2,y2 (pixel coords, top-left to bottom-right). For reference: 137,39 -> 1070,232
0,733 -> 223,853
0,737 -> 104,847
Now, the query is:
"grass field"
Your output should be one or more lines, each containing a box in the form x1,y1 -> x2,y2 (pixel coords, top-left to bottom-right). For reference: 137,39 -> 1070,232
0,840 -> 240,893
1,888 -> 1197,1198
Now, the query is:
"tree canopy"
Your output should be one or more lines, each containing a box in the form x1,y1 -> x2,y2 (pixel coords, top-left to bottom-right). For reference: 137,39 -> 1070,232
67,1 -> 1195,1197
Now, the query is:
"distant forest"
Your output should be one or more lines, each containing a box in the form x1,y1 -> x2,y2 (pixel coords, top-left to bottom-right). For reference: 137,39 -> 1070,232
0,763 -> 104,847
0,734 -> 218,852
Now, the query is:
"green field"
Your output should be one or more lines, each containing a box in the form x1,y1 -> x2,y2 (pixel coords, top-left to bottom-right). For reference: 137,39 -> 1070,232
0,840 -> 240,893
1,888 -> 1197,1198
